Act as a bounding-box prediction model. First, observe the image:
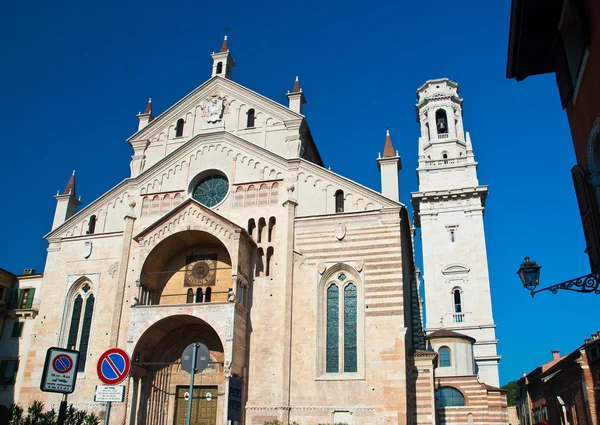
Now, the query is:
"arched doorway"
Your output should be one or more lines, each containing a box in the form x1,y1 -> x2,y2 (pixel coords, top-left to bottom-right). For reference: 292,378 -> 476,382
131,315 -> 225,425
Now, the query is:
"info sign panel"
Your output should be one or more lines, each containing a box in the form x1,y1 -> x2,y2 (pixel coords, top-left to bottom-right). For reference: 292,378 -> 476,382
227,377 -> 243,422
94,385 -> 126,402
40,347 -> 79,394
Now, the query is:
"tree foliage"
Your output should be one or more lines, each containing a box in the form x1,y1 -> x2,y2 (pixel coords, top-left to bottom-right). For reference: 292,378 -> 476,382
502,380 -> 521,407
8,402 -> 99,425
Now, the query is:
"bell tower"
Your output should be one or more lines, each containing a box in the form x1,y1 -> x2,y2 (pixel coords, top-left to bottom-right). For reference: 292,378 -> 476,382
411,78 -> 500,387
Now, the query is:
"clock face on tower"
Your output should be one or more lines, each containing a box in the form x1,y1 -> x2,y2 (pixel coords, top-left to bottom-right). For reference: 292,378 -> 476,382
192,174 -> 229,207
185,257 -> 216,286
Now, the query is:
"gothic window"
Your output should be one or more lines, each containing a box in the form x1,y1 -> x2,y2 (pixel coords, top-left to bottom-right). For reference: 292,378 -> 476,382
335,190 -> 344,213
343,283 -> 357,372
175,119 -> 185,138
258,184 -> 269,206
325,272 -> 359,374
216,62 -> 223,74
246,186 -> 257,206
257,218 -> 266,243
248,219 -> 256,239
256,248 -> 264,277
436,109 -> 448,134
186,289 -> 194,304
439,347 -> 451,367
326,284 -> 339,373
453,289 -> 462,313
204,287 -> 212,302
435,387 -> 465,407
268,217 -> 276,242
195,288 -> 203,303
247,109 -> 255,128
64,281 -> 95,372
87,215 -> 96,235
270,182 -> 279,205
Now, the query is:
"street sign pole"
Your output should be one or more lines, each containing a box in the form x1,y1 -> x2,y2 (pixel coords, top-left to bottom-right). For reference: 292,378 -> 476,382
104,401 -> 111,425
185,343 -> 198,425
57,394 -> 67,425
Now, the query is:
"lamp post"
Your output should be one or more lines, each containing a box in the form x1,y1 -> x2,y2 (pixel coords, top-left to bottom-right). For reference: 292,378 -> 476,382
517,256 -> 600,297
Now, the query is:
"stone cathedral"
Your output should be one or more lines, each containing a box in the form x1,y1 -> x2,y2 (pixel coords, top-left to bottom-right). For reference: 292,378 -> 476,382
0,38 -> 508,425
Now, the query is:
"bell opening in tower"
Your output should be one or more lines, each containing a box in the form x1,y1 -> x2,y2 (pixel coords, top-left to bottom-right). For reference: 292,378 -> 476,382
436,109 -> 448,134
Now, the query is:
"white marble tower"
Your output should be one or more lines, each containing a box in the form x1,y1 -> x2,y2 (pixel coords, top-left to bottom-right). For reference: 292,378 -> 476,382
411,78 -> 501,387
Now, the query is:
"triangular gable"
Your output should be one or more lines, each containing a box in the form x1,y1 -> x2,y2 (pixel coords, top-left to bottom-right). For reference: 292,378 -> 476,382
134,197 -> 245,243
128,76 -> 303,144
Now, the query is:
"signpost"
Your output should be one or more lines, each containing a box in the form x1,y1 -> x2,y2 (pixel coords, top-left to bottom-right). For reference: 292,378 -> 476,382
181,343 -> 210,425
97,348 -> 131,425
40,347 -> 80,425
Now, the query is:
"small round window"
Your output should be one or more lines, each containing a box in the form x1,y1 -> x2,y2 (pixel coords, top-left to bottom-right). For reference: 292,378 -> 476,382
192,175 -> 229,207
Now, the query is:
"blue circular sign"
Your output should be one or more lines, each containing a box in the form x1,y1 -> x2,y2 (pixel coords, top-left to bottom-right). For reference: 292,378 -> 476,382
52,355 -> 73,374
97,348 -> 130,385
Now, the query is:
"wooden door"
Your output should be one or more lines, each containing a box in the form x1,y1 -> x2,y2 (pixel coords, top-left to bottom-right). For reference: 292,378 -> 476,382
174,386 -> 218,425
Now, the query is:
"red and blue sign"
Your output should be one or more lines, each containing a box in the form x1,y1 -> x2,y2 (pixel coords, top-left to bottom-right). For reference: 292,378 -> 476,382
97,348 -> 130,385
52,354 -> 73,374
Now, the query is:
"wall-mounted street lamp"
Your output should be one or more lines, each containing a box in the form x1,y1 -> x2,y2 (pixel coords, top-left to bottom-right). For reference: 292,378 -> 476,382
517,256 -> 600,297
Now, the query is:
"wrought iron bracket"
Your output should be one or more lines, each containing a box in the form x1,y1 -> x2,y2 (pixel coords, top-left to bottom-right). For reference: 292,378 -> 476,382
530,272 -> 600,297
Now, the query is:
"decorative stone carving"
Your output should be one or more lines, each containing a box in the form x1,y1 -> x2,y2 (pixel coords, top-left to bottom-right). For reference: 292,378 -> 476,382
83,241 -> 92,259
228,288 -> 236,303
318,263 -> 327,275
335,223 -> 346,241
224,361 -> 232,378
108,262 -> 119,278
207,98 -> 224,123
355,259 -> 364,272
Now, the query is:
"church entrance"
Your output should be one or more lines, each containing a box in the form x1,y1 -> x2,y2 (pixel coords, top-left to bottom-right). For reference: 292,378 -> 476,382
130,315 -> 225,425
173,386 -> 218,425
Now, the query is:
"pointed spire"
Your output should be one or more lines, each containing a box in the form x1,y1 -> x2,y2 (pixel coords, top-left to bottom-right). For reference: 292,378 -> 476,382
143,97 -> 152,115
220,35 -> 229,53
383,130 -> 396,158
63,170 -> 76,197
292,76 -> 301,93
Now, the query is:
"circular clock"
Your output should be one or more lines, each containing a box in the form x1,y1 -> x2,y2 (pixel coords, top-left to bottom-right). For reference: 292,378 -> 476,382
192,174 -> 229,207
186,259 -> 216,286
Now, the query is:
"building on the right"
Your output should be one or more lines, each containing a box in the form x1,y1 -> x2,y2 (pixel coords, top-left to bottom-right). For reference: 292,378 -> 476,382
506,0 -> 600,275
517,334 -> 600,425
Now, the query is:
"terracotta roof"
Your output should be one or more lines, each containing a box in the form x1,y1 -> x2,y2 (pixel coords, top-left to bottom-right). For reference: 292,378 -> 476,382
383,130 -> 396,158
220,36 -> 229,53
427,329 -> 476,343
292,76 -> 301,93
413,349 -> 437,358
485,384 -> 507,393
63,170 -> 76,197
143,97 -> 152,114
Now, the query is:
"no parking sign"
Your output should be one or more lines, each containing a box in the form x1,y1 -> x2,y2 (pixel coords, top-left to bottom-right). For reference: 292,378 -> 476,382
97,348 -> 130,385
40,347 -> 79,394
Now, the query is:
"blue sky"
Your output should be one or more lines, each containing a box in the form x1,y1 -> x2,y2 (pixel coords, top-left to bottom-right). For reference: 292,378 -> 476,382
1,0 -> 597,386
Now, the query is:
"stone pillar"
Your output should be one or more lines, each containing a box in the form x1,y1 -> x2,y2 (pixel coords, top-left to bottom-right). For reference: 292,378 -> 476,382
127,376 -> 140,425
409,350 -> 437,425
447,107 -> 457,138
427,108 -> 437,140
280,198 -> 298,424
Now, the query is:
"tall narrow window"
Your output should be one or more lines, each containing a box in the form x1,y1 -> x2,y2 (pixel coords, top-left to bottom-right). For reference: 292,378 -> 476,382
67,295 -> 83,350
195,288 -> 203,303
175,119 -> 184,137
204,287 -> 212,302
256,248 -> 264,277
436,109 -> 448,134
216,62 -> 223,74
453,289 -> 462,313
450,230 -> 455,243
247,109 -> 255,128
257,218 -> 266,243
78,294 -> 94,371
248,219 -> 256,239
87,215 -> 96,235
335,190 -> 344,213
268,217 -> 276,242
326,284 -> 340,373
266,247 -> 274,277
186,289 -> 194,304
439,347 -> 451,367
343,284 -> 357,372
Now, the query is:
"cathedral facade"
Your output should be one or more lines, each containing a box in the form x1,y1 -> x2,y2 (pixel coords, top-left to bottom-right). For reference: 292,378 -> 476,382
0,38 -> 507,425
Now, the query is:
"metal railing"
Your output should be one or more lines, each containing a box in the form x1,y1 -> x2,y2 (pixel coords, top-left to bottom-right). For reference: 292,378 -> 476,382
453,313 -> 465,323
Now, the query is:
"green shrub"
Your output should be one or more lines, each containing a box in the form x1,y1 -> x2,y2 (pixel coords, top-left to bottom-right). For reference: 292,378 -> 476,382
8,401 -> 99,425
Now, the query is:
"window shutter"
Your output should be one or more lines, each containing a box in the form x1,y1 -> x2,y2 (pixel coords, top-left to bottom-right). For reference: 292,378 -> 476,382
3,287 -> 13,304
572,165 -> 600,272
10,289 -> 21,310
25,288 -> 35,309
554,34 -> 574,109
0,361 -> 6,384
